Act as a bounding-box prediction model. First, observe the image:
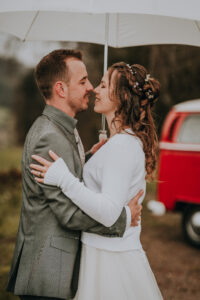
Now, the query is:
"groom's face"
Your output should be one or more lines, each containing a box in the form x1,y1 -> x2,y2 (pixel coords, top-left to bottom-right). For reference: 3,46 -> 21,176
65,58 -> 93,114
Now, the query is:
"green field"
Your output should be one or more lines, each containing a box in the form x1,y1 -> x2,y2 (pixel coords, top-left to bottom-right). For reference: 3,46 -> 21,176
0,147 -> 22,300
0,147 -> 22,172
0,107 -> 10,129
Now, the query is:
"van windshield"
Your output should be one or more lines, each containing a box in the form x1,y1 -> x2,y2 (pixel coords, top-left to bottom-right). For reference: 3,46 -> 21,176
177,114 -> 200,144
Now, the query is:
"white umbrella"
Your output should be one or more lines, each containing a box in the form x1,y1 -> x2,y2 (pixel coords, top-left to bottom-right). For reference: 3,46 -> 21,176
0,0 -> 200,131
0,0 -> 200,46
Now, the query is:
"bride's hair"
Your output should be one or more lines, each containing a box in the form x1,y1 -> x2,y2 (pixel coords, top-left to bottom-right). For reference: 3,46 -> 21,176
108,62 -> 160,180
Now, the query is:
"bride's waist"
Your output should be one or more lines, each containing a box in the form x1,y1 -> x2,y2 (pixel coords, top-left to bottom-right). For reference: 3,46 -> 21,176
81,226 -> 142,252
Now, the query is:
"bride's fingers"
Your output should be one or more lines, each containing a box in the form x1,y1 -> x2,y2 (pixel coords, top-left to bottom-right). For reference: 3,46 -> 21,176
30,164 -> 47,172
49,150 -> 59,161
35,177 -> 44,183
32,155 -> 51,167
31,170 -> 45,177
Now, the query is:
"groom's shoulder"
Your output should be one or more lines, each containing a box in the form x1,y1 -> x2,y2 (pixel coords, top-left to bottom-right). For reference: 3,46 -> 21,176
25,115 -> 70,147
23,115 -> 74,163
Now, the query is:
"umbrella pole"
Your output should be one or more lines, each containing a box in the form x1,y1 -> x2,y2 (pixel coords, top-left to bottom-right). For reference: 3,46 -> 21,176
99,14 -> 109,141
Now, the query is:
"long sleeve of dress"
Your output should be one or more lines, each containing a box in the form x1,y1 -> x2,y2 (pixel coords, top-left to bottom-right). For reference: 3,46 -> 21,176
45,141 -> 138,227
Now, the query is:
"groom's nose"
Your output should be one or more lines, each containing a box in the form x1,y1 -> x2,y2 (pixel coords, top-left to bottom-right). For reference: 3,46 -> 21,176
86,80 -> 93,92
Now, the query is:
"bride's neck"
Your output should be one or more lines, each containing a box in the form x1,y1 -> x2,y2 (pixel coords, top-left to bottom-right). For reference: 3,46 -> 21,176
105,112 -> 122,138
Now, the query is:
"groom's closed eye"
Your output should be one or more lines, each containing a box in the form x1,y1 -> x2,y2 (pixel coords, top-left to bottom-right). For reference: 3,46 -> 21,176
79,75 -> 88,84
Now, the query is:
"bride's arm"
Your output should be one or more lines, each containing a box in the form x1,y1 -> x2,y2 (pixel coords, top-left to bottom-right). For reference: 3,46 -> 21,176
38,144 -> 137,227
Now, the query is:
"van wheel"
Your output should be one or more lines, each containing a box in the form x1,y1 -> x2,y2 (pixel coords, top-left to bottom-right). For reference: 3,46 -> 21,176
182,206 -> 200,248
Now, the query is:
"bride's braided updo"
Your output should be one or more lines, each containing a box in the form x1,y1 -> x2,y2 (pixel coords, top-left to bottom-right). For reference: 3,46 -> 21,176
108,62 -> 160,179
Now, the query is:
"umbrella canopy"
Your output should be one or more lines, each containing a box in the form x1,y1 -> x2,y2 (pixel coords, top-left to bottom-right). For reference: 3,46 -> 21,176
0,0 -> 200,133
0,0 -> 200,46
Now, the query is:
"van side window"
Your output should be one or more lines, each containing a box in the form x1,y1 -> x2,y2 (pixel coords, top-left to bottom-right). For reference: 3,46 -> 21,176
177,114 -> 200,144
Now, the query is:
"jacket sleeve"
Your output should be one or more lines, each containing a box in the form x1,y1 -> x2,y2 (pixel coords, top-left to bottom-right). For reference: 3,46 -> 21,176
28,130 -> 127,237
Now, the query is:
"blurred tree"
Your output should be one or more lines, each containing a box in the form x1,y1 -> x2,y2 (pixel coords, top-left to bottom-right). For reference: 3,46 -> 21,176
0,57 -> 25,107
108,44 -> 200,134
13,69 -> 44,145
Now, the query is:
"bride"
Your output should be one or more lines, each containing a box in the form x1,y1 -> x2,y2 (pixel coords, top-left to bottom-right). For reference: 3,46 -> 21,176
30,62 -> 163,300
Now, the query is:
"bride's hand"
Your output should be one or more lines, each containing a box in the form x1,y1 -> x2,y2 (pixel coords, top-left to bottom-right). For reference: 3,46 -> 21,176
30,150 -> 59,183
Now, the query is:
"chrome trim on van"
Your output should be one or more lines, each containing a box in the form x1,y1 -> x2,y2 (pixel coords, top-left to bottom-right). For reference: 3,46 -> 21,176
159,142 -> 200,152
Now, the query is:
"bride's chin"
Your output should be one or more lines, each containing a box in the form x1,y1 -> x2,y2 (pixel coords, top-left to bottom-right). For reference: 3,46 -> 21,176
94,105 -> 103,114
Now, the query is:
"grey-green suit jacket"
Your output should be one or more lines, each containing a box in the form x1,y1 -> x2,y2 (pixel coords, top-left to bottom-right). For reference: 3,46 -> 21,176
7,105 -> 127,299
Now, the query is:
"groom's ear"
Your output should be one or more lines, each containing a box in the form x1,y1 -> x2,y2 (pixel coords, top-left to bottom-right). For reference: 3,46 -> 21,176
54,81 -> 67,98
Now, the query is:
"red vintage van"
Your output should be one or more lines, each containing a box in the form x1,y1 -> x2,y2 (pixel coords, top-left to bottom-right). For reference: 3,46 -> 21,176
158,99 -> 200,248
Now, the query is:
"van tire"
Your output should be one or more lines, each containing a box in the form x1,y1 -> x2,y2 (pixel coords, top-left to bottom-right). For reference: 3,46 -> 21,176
182,206 -> 200,248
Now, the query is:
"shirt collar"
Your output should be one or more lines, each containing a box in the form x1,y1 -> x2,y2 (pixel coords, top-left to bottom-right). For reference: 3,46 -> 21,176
42,104 -> 77,134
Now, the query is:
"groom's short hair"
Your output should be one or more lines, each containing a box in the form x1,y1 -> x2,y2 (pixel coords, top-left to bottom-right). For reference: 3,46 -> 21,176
35,49 -> 82,100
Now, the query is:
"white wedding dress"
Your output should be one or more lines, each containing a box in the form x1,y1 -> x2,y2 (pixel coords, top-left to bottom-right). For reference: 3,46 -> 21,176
45,129 -> 163,300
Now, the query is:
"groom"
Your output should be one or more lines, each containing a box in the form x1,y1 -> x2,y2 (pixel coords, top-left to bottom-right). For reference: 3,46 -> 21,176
7,49 -> 143,300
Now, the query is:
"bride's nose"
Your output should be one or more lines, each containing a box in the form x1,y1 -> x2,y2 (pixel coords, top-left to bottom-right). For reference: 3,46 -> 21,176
94,85 -> 99,94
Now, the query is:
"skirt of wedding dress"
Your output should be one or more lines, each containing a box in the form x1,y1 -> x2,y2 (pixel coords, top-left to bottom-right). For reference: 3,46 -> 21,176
73,244 -> 163,300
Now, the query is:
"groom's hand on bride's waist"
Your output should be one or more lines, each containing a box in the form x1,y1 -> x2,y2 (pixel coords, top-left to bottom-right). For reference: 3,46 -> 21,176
128,190 -> 144,227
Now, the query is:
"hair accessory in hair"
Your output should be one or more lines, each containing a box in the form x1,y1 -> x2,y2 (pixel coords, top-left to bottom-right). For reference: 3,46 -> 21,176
133,82 -> 139,89
146,89 -> 154,100
145,74 -> 151,82
126,64 -> 135,76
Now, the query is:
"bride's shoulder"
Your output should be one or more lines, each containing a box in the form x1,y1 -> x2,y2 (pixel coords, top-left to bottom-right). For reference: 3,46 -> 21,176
107,133 -> 143,156
110,131 -> 140,146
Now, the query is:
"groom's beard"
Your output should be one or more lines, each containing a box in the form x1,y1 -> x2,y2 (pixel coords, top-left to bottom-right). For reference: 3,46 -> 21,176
75,91 -> 94,114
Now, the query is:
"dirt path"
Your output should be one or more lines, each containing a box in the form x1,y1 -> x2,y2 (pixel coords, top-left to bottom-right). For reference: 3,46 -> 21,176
141,209 -> 200,300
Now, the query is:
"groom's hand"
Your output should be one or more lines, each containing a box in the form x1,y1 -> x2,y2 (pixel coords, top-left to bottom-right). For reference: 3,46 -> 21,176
128,190 -> 144,226
90,139 -> 107,155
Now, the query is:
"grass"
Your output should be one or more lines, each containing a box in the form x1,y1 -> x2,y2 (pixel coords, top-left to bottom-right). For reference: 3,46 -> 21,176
0,146 -> 22,299
0,147 -> 22,172
0,179 -> 21,300
0,106 -> 16,147
0,107 -> 10,129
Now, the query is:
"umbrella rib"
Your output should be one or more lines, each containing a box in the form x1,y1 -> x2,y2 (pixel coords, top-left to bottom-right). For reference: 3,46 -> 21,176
195,20 -> 200,33
23,11 -> 39,41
